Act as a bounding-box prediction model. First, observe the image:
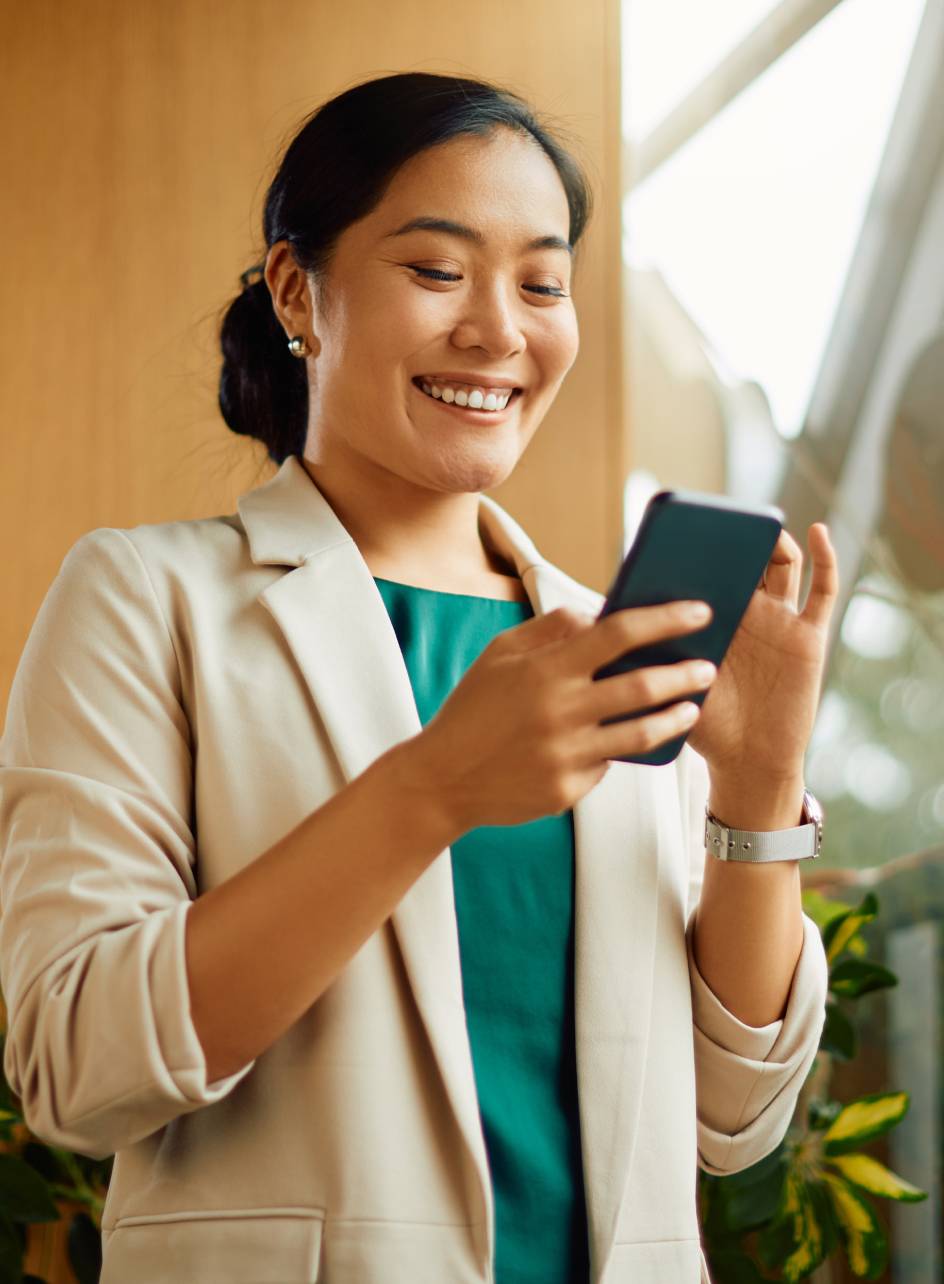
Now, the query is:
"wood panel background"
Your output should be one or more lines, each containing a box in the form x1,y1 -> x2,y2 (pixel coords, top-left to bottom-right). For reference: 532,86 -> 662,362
0,0 -> 625,720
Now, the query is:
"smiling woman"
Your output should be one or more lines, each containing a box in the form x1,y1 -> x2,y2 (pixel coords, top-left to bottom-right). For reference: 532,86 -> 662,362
0,68 -> 832,1284
218,76 -> 589,596
214,78 -> 596,1275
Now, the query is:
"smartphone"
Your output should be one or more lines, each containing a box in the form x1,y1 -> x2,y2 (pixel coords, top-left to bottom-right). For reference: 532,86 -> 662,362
593,489 -> 784,766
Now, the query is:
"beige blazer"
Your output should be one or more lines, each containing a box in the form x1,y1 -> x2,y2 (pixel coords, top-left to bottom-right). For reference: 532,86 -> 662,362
0,456 -> 828,1284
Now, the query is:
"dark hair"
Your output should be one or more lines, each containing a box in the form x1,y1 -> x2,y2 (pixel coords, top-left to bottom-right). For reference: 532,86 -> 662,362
218,72 -> 594,466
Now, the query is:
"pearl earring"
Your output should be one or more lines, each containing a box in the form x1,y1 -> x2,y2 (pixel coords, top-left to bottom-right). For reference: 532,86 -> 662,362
287,335 -> 311,358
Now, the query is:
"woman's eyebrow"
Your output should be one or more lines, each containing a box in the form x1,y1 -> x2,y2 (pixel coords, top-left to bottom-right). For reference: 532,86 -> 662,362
384,216 -> 573,257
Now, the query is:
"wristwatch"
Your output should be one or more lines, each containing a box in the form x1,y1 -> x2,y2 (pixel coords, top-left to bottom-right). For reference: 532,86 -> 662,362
704,788 -> 823,862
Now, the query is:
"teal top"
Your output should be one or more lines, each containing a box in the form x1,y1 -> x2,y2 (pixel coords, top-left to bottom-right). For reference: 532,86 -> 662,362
373,576 -> 590,1284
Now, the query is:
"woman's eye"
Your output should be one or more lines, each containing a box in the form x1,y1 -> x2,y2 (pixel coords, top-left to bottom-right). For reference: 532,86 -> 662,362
409,266 -> 461,282
408,266 -> 568,297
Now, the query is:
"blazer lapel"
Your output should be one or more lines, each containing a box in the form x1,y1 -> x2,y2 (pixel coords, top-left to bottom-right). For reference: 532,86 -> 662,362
237,457 -> 661,1278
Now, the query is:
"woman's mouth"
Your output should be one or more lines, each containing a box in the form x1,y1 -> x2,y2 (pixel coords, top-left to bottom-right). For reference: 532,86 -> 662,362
411,376 -> 523,417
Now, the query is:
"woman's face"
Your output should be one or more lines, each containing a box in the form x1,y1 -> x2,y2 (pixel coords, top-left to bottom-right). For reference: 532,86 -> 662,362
301,126 -> 580,494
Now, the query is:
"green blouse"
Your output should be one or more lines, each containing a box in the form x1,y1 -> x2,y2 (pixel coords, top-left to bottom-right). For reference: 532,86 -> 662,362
373,576 -> 590,1284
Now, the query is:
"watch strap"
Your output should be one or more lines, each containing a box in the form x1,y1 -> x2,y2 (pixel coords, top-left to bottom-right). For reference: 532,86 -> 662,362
704,790 -> 823,862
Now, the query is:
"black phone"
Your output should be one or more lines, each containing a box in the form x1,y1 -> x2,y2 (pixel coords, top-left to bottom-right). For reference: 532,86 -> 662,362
593,489 -> 784,766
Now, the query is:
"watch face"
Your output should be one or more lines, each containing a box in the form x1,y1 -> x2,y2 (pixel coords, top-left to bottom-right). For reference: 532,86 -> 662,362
802,789 -> 824,825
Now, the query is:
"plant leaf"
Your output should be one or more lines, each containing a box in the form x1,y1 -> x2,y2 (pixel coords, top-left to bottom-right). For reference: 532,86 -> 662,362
802,889 -> 854,933
822,893 -> 879,965
0,1154 -> 60,1223
780,1170 -> 829,1282
824,1092 -> 909,1155
808,1098 -> 842,1131
757,1213 -> 797,1272
822,1172 -> 888,1277
20,1144 -> 67,1186
703,1248 -> 772,1283
0,1209 -> 23,1282
723,1156 -> 786,1231
67,1211 -> 102,1284
820,1002 -> 857,1060
829,959 -> 898,999
827,1153 -> 928,1203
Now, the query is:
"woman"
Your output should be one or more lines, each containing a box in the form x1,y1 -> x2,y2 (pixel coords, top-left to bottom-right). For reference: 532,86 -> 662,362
0,73 -> 836,1284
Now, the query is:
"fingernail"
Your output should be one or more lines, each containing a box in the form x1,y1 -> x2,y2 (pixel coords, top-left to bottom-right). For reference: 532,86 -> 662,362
688,602 -> 712,622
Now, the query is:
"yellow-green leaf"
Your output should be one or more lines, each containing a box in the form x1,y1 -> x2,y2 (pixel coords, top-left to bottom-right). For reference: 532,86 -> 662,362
782,1171 -> 826,1282
823,1172 -> 887,1277
802,889 -> 853,932
828,1152 -> 928,1203
822,892 -> 878,965
824,1091 -> 909,1154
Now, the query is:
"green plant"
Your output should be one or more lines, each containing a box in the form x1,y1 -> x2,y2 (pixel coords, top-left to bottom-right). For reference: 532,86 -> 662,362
0,1019 -> 111,1284
699,890 -> 929,1282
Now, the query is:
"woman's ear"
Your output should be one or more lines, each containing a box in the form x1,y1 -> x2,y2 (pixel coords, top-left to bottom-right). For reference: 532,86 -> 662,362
263,240 -> 322,357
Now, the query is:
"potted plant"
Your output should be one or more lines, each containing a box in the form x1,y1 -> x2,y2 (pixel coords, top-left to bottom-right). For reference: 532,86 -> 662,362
699,889 -> 929,1281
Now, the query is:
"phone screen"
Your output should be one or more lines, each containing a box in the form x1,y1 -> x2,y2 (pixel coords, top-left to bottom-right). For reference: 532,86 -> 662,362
593,490 -> 783,765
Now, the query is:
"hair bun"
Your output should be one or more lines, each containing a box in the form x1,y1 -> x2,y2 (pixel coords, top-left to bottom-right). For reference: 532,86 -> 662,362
218,72 -> 592,466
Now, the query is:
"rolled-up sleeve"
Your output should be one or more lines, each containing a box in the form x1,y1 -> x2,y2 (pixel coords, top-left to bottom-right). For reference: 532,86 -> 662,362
0,528 -> 255,1160
680,745 -> 829,1176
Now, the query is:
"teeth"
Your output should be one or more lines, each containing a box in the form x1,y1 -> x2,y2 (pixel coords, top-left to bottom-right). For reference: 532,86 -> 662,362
417,379 -> 515,412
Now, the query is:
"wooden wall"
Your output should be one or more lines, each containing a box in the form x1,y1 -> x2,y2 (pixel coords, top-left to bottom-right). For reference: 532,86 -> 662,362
0,0 -> 624,694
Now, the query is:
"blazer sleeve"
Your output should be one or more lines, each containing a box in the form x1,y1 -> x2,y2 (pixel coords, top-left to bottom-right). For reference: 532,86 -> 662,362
0,528 -> 256,1160
680,744 -> 829,1176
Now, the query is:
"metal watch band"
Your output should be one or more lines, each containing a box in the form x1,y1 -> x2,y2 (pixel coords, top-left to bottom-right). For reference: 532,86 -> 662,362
704,789 -> 823,862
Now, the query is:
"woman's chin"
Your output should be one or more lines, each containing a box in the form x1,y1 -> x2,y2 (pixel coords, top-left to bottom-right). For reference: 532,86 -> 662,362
422,442 -> 522,494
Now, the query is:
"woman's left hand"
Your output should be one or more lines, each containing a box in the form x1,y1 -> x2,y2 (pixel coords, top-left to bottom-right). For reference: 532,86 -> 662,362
686,522 -> 840,782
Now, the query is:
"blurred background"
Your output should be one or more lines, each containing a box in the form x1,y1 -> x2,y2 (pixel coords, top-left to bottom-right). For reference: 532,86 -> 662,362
1,1 -> 941,1281
623,3 -> 943,1280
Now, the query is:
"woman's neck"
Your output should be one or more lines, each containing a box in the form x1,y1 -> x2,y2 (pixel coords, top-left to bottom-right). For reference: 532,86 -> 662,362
299,455 -> 526,600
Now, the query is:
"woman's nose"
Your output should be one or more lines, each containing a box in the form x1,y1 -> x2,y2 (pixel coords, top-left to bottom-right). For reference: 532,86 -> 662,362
450,284 -> 525,358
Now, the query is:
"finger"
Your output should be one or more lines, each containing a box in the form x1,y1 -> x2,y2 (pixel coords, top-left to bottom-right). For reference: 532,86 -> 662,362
588,698 -> 702,763
801,523 -> 840,629
583,656 -> 715,724
763,528 -> 803,606
563,600 -> 713,678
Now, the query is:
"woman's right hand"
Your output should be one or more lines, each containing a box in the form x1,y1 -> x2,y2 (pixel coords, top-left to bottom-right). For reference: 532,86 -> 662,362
410,600 -> 717,831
